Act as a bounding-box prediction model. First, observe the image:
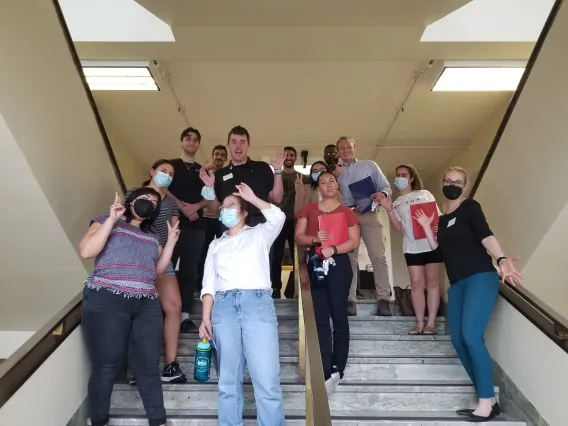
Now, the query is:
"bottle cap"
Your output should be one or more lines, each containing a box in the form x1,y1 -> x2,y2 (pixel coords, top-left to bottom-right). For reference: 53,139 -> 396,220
197,338 -> 211,350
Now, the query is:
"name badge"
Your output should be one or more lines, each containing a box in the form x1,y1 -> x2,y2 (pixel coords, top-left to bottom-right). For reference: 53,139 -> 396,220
223,173 -> 233,182
447,218 -> 456,228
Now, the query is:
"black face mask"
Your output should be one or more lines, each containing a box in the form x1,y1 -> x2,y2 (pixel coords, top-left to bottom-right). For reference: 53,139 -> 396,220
442,185 -> 463,201
133,199 -> 156,219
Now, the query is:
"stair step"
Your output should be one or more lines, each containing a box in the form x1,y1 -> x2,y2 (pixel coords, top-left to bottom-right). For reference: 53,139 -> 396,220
110,383 -> 499,412
152,355 -> 468,383
184,315 -> 447,335
107,408 -> 525,425
177,335 -> 457,357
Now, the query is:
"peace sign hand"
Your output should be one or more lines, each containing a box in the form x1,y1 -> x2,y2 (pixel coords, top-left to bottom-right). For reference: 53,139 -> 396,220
295,173 -> 303,186
166,221 -> 180,246
109,192 -> 126,223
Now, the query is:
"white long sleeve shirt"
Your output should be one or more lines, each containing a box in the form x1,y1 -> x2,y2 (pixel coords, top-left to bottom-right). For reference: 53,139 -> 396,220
201,204 -> 286,300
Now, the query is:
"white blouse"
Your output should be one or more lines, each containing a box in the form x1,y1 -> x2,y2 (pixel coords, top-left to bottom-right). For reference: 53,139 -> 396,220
201,205 -> 286,300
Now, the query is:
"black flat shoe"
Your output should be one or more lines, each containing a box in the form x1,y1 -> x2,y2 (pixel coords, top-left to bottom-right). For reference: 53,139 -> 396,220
457,402 -> 500,417
468,411 -> 496,423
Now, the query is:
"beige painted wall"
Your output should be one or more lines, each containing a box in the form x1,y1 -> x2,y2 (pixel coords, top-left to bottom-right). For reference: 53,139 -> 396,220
464,3 -> 568,425
0,328 -> 90,426
110,134 -> 148,189
0,1 -> 122,332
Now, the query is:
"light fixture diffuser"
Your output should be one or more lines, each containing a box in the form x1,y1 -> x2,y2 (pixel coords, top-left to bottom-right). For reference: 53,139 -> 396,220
294,165 -> 311,176
432,61 -> 526,92
82,64 -> 159,91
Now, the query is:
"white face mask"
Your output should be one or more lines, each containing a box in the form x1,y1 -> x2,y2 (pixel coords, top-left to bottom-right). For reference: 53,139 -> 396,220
394,177 -> 409,190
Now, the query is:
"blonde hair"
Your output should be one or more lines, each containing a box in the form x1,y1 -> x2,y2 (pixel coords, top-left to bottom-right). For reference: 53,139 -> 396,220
443,166 -> 469,188
336,136 -> 356,148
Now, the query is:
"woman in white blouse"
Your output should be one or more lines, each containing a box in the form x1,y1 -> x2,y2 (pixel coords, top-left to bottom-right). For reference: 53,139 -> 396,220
377,164 -> 442,335
199,183 -> 286,426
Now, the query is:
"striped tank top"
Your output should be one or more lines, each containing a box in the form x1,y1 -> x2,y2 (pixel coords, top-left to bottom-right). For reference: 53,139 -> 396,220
85,215 -> 160,298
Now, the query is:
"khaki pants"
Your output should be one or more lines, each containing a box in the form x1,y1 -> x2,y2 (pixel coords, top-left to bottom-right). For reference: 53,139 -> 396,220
348,212 -> 391,302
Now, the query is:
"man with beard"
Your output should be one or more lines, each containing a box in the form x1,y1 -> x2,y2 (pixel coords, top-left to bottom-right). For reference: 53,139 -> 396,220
270,147 -> 310,298
324,144 -> 344,175
166,127 -> 208,332
197,145 -> 228,293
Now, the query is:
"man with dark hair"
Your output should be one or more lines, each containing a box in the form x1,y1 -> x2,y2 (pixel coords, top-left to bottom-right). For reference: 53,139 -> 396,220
197,145 -> 228,291
199,125 -> 285,227
166,127 -> 208,332
270,146 -> 310,298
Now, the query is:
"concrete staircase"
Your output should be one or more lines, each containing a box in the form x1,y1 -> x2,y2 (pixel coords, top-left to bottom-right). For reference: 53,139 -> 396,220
106,300 -> 526,425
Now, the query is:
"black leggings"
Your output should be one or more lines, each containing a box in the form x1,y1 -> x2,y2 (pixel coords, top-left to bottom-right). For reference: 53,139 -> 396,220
307,253 -> 352,380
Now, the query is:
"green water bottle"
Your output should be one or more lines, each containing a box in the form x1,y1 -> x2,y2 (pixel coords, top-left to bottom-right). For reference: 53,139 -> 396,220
194,338 -> 212,383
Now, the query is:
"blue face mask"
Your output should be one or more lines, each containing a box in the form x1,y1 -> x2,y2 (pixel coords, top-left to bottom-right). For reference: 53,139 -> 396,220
311,171 -> 322,183
394,177 -> 409,191
153,171 -> 172,188
219,208 -> 241,228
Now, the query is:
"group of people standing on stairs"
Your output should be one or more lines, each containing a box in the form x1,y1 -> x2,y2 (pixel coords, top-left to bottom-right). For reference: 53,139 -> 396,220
79,124 -> 525,426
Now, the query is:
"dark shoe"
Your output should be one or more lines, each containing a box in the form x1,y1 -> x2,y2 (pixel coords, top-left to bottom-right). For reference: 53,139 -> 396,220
457,402 -> 500,417
468,411 -> 496,423
377,299 -> 391,316
347,301 -> 357,316
356,291 -> 365,299
180,319 -> 198,333
272,290 -> 282,299
162,362 -> 187,384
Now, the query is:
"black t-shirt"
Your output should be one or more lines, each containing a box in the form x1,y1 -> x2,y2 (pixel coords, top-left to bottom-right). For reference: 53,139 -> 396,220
168,159 -> 205,229
214,158 -> 274,216
437,198 -> 495,283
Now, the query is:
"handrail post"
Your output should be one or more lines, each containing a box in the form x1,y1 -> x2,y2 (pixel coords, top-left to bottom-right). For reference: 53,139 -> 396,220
296,244 -> 306,380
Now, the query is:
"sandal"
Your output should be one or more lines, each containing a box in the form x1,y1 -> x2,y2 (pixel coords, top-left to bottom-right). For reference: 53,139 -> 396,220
422,325 -> 437,335
408,326 -> 424,335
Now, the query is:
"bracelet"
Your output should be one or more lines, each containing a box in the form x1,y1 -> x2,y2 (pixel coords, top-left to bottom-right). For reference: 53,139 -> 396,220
332,246 -> 338,255
274,169 -> 283,175
496,256 -> 507,266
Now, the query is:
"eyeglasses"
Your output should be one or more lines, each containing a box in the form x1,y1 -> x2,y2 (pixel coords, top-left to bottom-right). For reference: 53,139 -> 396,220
442,178 -> 464,187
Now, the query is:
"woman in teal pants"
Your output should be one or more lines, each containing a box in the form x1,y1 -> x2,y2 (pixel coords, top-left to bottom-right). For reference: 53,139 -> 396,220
414,166 -> 523,423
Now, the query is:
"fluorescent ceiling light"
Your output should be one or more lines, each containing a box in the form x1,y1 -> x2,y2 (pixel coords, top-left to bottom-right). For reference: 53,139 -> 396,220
82,65 -> 159,91
432,66 -> 525,92
294,165 -> 311,176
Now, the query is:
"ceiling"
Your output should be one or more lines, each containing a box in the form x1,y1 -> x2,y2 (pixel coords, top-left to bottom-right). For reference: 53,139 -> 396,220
71,0 -> 536,180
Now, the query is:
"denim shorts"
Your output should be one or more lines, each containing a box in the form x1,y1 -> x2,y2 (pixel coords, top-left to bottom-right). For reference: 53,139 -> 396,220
164,262 -> 176,276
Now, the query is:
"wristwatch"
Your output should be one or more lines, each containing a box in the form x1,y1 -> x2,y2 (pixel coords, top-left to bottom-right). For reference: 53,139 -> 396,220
496,256 -> 507,265
274,169 -> 283,175
332,246 -> 338,255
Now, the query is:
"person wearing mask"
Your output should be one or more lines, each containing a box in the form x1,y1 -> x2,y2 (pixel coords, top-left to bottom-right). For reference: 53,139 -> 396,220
295,171 -> 360,393
414,166 -> 523,422
126,159 -> 186,384
80,189 -> 179,426
270,146 -> 311,299
166,127 -> 208,332
199,183 -> 286,426
336,136 -> 392,316
199,125 -> 284,227
377,165 -> 442,335
198,145 -> 228,293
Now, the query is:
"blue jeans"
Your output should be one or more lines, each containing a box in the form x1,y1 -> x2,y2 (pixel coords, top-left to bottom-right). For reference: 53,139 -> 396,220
447,271 -> 500,399
82,287 -> 166,426
212,289 -> 284,426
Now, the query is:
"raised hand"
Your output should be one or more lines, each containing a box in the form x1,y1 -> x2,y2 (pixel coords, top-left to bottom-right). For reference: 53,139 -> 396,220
199,167 -> 215,187
295,173 -> 303,186
374,192 -> 391,209
499,257 -> 524,286
233,182 -> 257,203
166,221 -> 180,246
270,148 -> 285,171
413,208 -> 435,228
109,192 -> 126,222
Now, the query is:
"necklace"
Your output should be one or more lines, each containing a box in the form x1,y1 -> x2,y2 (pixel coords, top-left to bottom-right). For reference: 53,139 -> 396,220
319,200 -> 340,213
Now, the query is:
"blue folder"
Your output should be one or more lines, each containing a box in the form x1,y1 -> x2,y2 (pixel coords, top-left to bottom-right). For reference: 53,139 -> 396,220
348,176 -> 377,213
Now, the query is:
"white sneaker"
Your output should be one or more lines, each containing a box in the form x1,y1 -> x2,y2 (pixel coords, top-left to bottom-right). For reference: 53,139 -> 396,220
325,372 -> 341,394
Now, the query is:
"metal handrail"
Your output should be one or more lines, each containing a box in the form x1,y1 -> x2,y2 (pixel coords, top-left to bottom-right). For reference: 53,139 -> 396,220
295,244 -> 332,425
0,292 -> 83,408
468,0 -> 568,354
